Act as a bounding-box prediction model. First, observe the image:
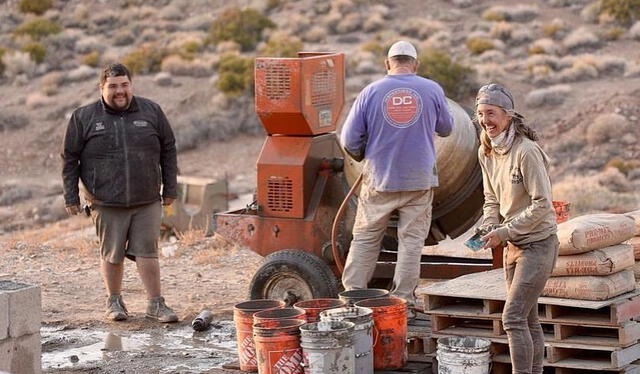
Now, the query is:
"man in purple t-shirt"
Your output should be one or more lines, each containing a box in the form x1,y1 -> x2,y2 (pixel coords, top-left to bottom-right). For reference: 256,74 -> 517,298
340,41 -> 454,311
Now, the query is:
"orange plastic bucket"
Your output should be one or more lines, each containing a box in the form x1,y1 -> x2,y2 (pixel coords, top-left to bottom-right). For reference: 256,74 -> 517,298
355,296 -> 407,370
253,318 -> 305,374
253,307 -> 307,325
293,298 -> 345,323
234,299 -> 286,372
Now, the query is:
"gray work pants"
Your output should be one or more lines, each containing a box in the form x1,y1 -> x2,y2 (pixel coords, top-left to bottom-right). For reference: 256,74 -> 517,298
503,234 -> 559,374
341,176 -> 433,307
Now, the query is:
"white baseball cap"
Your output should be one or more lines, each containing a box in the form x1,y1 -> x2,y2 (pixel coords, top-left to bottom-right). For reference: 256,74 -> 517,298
387,41 -> 418,59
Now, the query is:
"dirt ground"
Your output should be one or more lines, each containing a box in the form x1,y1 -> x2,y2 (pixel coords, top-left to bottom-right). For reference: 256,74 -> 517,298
0,198 -> 265,373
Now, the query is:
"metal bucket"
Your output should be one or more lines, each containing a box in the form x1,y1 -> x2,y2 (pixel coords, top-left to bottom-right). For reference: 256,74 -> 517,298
338,289 -> 389,306
233,299 -> 286,371
436,337 -> 491,374
254,318 -> 306,374
354,297 -> 407,370
294,298 -> 346,323
300,320 -> 356,374
320,307 -> 374,374
254,307 -> 307,325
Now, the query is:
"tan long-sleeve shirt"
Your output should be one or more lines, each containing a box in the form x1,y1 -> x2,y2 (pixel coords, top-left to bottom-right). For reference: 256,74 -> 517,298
478,136 -> 557,246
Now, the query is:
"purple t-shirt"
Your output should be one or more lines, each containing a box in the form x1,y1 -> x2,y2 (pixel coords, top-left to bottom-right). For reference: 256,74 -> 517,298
340,73 -> 454,191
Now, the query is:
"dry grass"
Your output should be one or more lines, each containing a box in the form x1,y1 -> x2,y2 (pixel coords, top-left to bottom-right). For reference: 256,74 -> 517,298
525,84 -> 571,107
490,21 -> 514,41
563,27 -> 600,50
175,227 -> 208,248
191,234 -> 238,265
553,174 -> 640,214
586,112 -> 629,145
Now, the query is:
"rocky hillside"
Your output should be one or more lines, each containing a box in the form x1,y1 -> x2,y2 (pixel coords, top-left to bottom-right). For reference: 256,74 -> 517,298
0,0 -> 639,234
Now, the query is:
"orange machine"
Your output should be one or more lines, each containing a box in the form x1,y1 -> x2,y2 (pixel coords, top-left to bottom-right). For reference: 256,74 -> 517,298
215,52 -> 494,305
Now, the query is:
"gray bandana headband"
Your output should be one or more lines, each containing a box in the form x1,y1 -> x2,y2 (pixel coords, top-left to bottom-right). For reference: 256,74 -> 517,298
476,83 -> 515,111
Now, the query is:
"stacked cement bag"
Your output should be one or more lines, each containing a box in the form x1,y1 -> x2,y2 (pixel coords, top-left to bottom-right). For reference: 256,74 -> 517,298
542,213 -> 637,300
624,209 -> 640,280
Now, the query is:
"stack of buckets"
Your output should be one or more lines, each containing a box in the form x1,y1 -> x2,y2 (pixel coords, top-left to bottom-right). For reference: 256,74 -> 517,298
232,289 -> 409,373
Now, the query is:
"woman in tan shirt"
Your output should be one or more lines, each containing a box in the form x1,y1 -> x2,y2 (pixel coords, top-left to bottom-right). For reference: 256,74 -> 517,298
475,83 -> 559,374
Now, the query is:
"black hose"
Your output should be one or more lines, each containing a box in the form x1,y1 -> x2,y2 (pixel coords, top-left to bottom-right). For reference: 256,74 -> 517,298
331,173 -> 363,274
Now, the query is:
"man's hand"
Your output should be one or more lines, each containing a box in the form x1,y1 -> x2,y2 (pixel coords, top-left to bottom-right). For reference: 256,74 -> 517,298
65,205 -> 82,215
162,197 -> 175,206
481,230 -> 503,249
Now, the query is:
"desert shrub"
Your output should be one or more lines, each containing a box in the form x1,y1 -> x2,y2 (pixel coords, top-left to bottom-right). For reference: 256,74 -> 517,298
209,8 -> 275,51
2,51 -> 36,77
563,27 -> 600,50
22,42 -> 46,63
553,174 -> 639,214
490,22 -> 514,41
599,0 -> 640,24
113,30 -> 135,46
418,49 -> 476,101
630,21 -> 640,39
506,5 -> 539,22
361,40 -> 386,57
216,54 -> 254,96
581,1 -> 602,23
529,38 -> 561,55
0,47 -> 6,76
599,26 -> 625,40
260,33 -> 302,57
400,18 -> 444,39
82,51 -> 100,67
0,112 -> 29,131
482,8 -> 507,22
605,157 -> 640,176
466,37 -> 495,54
266,0 -> 280,11
335,13 -> 361,34
525,84 -> 571,107
40,71 -> 62,95
122,43 -> 167,74
161,55 -> 212,77
586,112 -> 629,144
304,26 -> 326,42
19,0 -> 52,15
14,18 -> 62,40
363,13 -> 384,32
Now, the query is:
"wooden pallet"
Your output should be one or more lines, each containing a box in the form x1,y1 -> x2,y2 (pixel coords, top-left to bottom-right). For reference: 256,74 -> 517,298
492,360 -> 640,373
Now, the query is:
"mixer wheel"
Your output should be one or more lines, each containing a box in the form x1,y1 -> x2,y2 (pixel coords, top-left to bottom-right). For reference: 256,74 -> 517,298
249,250 -> 339,305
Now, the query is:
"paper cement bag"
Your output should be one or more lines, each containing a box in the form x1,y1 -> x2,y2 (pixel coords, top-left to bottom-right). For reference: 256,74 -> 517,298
551,244 -> 634,277
629,237 -> 640,260
558,214 -> 636,255
542,269 -> 635,301
626,209 -> 640,236
634,262 -> 640,281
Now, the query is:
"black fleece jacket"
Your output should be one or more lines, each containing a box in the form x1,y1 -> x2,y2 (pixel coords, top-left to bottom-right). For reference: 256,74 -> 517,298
61,96 -> 178,207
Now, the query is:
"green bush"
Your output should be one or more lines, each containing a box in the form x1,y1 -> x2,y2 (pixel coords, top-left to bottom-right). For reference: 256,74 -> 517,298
122,43 -> 167,74
600,0 -> 640,24
216,54 -> 254,96
82,51 -> 101,67
19,0 -> 52,15
209,8 -> 275,51
22,42 -> 46,63
260,34 -> 302,57
180,40 -> 201,60
418,49 -> 476,101
482,9 -> 506,22
466,38 -> 495,55
14,18 -> 62,40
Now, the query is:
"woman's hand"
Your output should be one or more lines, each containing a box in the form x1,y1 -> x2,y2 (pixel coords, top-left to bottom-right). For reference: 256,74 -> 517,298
481,230 -> 502,249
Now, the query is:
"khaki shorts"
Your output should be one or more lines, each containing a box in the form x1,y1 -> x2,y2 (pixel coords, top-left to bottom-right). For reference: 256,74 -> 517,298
91,201 -> 162,263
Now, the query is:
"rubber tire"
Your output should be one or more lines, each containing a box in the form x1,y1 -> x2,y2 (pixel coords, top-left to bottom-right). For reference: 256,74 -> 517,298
249,250 -> 340,302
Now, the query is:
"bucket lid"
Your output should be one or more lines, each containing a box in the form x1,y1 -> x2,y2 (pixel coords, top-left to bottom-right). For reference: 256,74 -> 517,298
253,307 -> 306,322
253,318 -> 305,336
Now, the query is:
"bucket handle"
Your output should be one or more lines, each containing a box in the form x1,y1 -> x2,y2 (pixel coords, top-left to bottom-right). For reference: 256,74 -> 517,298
372,324 -> 379,348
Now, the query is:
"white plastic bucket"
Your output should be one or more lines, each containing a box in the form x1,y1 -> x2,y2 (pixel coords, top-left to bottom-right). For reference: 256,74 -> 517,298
437,337 -> 491,374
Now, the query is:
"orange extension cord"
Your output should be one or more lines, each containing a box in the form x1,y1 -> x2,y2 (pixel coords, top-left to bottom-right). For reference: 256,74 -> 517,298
331,173 -> 363,274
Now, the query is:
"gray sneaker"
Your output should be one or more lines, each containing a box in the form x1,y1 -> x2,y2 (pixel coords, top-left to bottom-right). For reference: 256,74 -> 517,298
146,296 -> 178,323
105,295 -> 128,321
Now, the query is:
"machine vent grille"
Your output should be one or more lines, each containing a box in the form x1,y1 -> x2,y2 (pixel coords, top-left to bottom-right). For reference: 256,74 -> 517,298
267,177 -> 294,212
265,63 -> 291,100
311,69 -> 336,107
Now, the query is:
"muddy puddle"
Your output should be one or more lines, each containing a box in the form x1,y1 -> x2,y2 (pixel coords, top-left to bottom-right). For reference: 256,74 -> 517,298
41,320 -> 238,373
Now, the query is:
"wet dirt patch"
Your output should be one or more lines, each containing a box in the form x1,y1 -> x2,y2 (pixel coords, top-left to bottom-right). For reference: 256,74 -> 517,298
42,320 -> 238,373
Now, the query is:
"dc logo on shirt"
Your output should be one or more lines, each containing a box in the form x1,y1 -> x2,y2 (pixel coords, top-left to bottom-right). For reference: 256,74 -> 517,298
382,88 -> 423,128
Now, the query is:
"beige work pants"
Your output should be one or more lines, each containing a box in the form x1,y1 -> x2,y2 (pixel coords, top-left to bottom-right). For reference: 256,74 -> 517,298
503,235 -> 559,374
341,177 -> 433,306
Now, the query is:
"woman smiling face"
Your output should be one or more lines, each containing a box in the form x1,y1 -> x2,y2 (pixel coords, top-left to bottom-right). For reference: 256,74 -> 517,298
476,103 -> 512,138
